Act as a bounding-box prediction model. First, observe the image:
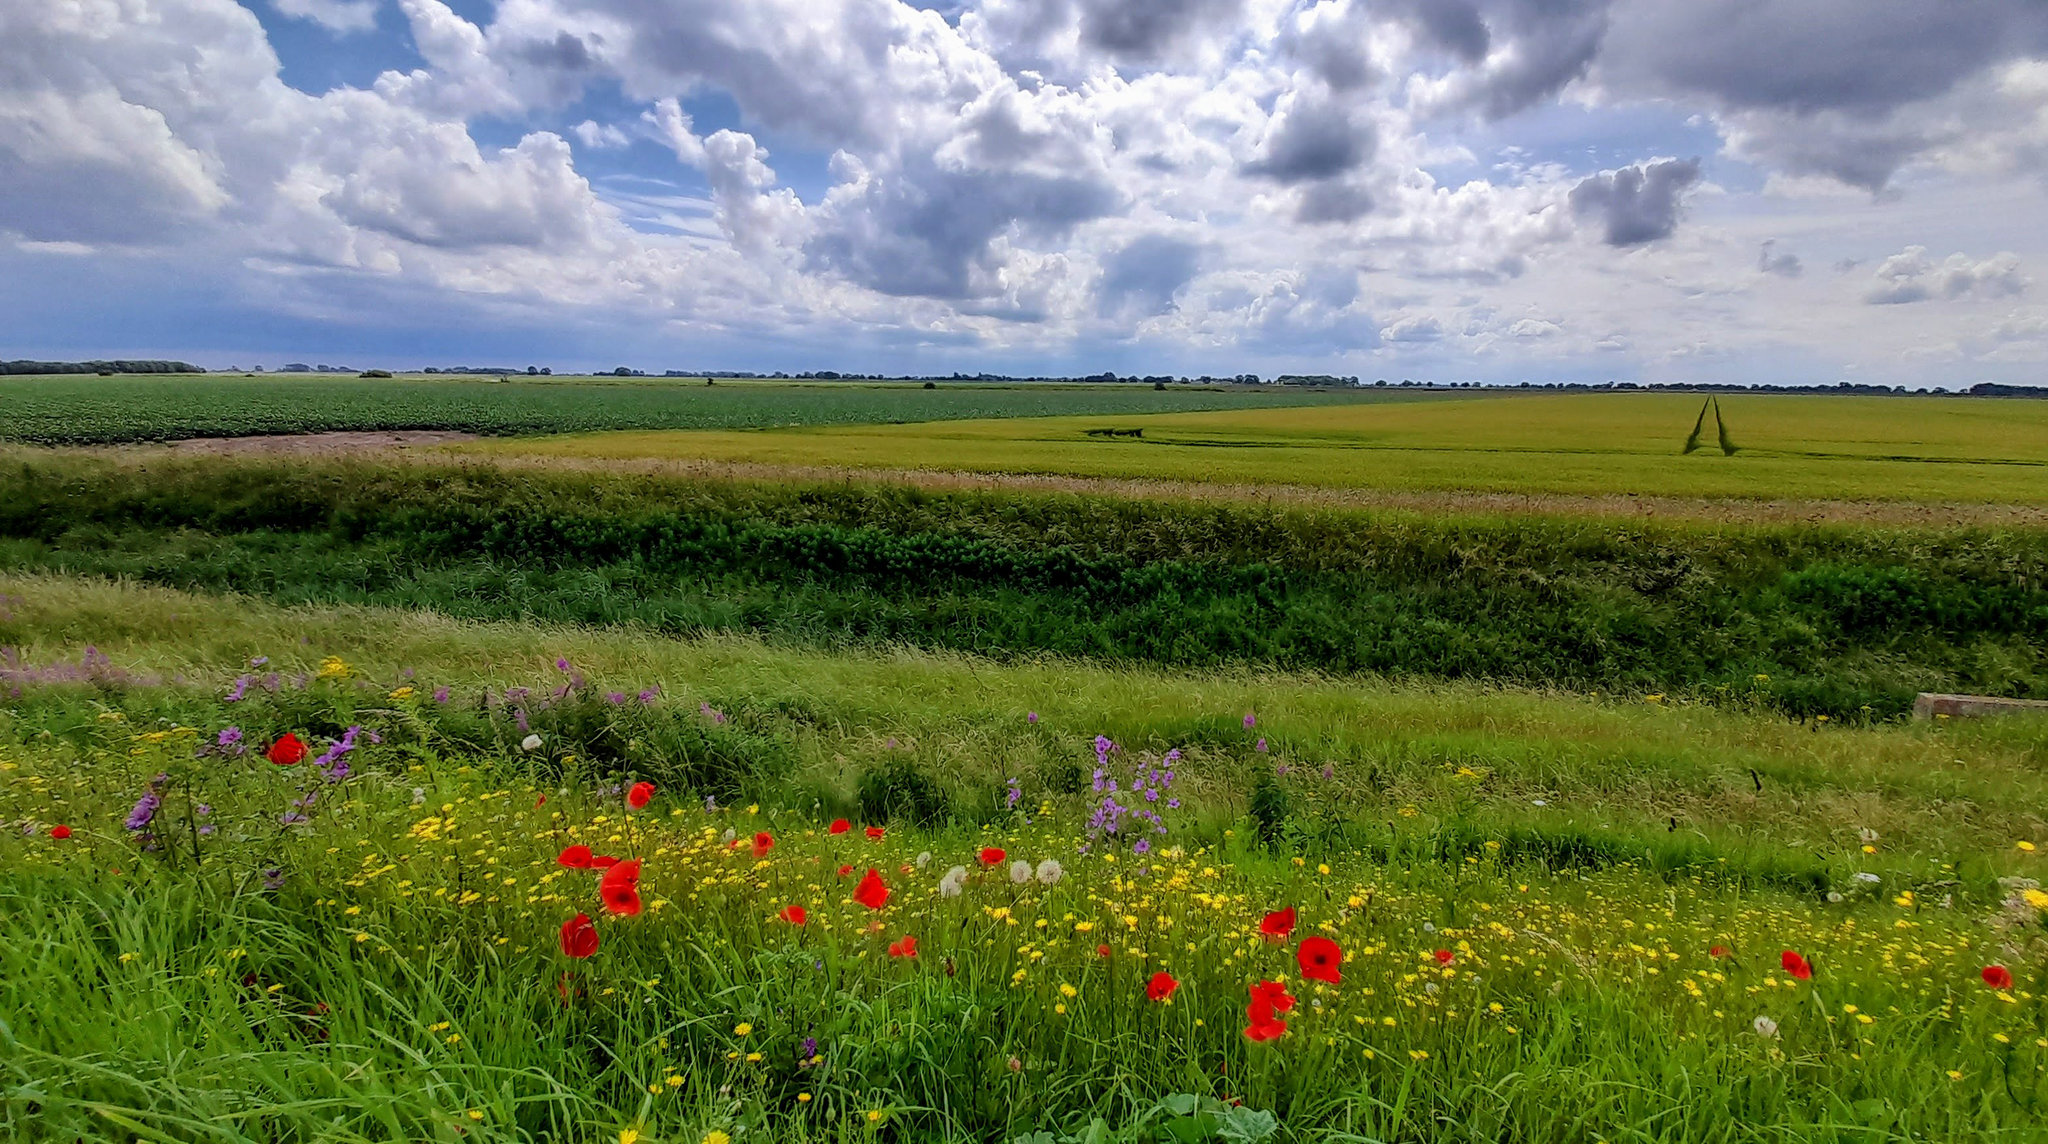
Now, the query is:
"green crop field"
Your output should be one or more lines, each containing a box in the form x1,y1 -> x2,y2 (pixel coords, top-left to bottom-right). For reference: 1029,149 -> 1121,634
481,391 -> 2048,504
0,374 -> 1394,445
3,576 -> 2046,1143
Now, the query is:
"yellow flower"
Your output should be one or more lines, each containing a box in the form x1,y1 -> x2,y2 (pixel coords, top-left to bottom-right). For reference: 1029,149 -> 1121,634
466,1110 -> 483,1122
1947,1070 -> 1963,1081
2017,841 -> 2037,852
1059,983 -> 1077,998
734,1023 -> 753,1036
389,686 -> 415,699
2024,889 -> 2048,910
798,1093 -> 812,1103
701,1131 -> 729,1144
619,1130 -> 641,1144
865,1110 -> 884,1124
317,656 -> 350,679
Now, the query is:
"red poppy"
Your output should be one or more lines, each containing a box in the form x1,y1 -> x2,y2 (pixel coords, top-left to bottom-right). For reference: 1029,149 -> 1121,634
752,831 -> 775,859
535,795 -> 547,807
780,904 -> 808,926
49,825 -> 72,840
1146,971 -> 1179,1002
853,868 -> 890,910
1249,979 -> 1296,1013
591,855 -> 619,869
600,884 -> 642,917
559,913 -> 599,958
1983,965 -> 2015,990
1434,949 -> 1454,965
1259,907 -> 1296,942
1297,935 -> 1342,984
888,935 -> 919,958
1709,945 -> 1729,959
1096,943 -> 1113,959
865,826 -> 886,840
1780,950 -> 1813,980
266,733 -> 307,766
556,844 -> 594,869
599,859 -> 643,916
979,847 -> 1006,866
830,818 -> 852,835
627,782 -> 656,809
1244,980 -> 1293,1041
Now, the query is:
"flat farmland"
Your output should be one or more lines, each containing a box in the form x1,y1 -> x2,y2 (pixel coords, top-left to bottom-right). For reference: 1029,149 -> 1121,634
480,391 -> 2048,503
0,374 -> 1395,444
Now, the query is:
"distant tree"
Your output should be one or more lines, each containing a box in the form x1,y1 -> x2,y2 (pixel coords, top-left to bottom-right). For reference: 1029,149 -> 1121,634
527,365 -> 539,375
614,366 -> 632,376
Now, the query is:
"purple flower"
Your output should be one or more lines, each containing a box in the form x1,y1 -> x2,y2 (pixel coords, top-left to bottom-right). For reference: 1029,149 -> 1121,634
638,686 -> 661,704
224,676 -> 249,703
1321,764 -> 1334,781
514,708 -> 530,733
1027,711 -> 1038,724
1243,712 -> 1256,730
1006,777 -> 1022,809
1167,798 -> 1181,810
1132,838 -> 1151,855
606,691 -> 628,705
250,656 -> 268,667
1256,737 -> 1267,753
124,793 -> 161,832
555,657 -> 571,672
217,727 -> 242,749
433,686 -> 451,703
801,1036 -> 818,1060
262,867 -> 286,890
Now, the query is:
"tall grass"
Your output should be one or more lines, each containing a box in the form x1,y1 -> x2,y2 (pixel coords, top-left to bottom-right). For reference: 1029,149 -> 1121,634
1,455 -> 2043,717
3,582 -> 2044,1141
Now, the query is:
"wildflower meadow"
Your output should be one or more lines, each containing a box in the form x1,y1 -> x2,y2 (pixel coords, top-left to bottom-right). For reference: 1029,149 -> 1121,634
3,576 -> 2045,1142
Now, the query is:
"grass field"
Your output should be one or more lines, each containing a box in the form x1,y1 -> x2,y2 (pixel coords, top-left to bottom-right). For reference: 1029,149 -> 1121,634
4,576 -> 2046,1142
478,392 -> 2048,504
8,379 -> 2048,1142
0,375 -> 1389,445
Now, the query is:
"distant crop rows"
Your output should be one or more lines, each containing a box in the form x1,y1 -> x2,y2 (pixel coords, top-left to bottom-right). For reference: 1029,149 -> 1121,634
0,375 -> 1371,445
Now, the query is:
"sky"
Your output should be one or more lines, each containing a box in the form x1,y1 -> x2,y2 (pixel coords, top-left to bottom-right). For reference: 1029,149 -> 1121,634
4,0 -> 2048,384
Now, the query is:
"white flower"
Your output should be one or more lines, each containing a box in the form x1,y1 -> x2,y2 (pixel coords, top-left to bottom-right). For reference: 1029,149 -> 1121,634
1009,860 -> 1033,884
1858,827 -> 1879,844
915,851 -> 932,869
1531,799 -> 1547,807
1422,921 -> 1436,933
1752,1016 -> 1779,1039
410,787 -> 426,806
721,828 -> 736,843
520,734 -> 543,752
1035,858 -> 1064,886
938,866 -> 968,898
1826,891 -> 1844,903
1853,872 -> 1881,884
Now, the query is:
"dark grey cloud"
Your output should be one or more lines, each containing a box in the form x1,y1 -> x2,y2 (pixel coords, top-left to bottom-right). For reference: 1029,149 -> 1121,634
1077,0 -> 1243,59
1758,240 -> 1802,278
1387,0 -> 1615,119
1096,233 -> 1205,318
516,31 -> 597,71
1567,157 -> 1702,246
1294,181 -> 1374,224
1600,0 -> 2048,117
808,162 -> 1123,300
1275,6 -> 1374,92
1243,97 -> 1376,184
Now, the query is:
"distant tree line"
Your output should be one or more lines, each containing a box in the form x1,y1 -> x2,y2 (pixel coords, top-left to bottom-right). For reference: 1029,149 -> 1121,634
2,359 -> 202,375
